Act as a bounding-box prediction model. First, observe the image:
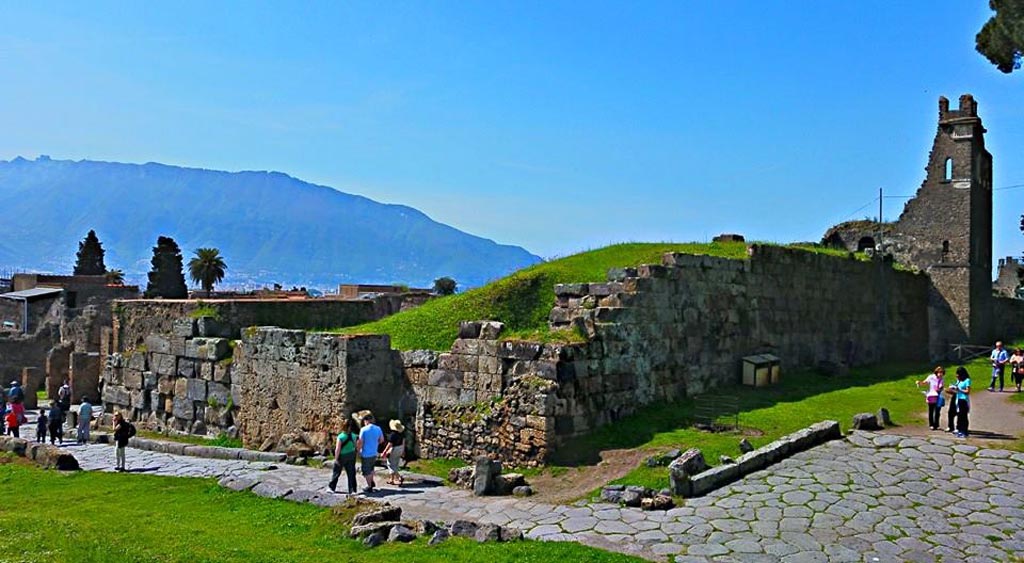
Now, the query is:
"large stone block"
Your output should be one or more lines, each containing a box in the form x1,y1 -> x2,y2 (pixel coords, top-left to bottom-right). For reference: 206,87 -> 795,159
102,385 -> 130,407
185,338 -> 231,362
207,382 -> 230,407
177,359 -> 197,378
144,335 -> 172,355
173,317 -> 197,338
151,354 -> 177,377
186,379 -> 207,402
172,395 -> 194,420
123,369 -> 143,390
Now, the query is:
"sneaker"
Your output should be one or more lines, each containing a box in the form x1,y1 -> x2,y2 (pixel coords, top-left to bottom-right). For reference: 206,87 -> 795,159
987,387 -> 995,392
954,432 -> 966,438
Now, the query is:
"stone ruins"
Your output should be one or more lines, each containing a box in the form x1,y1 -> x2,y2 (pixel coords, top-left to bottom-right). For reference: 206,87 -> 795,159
5,94 -> 1022,469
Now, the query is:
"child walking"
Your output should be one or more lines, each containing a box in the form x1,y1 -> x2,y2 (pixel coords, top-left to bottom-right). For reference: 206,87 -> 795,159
35,409 -> 48,443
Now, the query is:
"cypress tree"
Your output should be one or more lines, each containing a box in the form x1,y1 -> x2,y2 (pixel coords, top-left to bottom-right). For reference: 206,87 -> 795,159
73,230 -> 107,275
145,236 -> 188,299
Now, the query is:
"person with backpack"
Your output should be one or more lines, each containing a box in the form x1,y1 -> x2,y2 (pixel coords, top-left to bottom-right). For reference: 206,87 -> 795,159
328,418 -> 358,494
4,407 -> 19,438
47,401 -> 63,445
112,412 -> 135,471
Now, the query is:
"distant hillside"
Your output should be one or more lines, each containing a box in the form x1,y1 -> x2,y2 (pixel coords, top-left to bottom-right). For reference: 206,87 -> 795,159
0,156 -> 541,289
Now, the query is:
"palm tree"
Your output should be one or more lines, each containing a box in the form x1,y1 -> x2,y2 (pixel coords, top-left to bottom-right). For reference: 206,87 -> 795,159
188,248 -> 227,297
104,269 -> 125,286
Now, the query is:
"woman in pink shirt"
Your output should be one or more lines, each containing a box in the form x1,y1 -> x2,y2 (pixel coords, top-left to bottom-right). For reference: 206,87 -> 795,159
916,366 -> 945,430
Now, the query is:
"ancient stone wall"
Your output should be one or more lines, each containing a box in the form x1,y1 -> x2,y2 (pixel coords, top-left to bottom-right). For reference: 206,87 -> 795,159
0,325 -> 60,385
111,296 -> 416,353
233,329 -> 406,454
99,317 -> 239,436
227,246 -> 930,466
994,257 -> 1022,298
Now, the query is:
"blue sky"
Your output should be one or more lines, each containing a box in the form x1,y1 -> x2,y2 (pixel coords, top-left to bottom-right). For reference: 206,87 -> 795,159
1,1 -> 1021,260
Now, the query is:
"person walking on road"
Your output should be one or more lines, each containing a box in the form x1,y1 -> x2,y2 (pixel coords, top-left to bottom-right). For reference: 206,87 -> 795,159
916,366 -> 945,430
1011,347 -> 1024,393
77,397 -> 93,444
383,420 -> 406,486
356,413 -> 384,494
328,418 -> 359,494
47,401 -> 63,445
112,412 -> 134,471
950,367 -> 972,438
989,341 -> 1008,392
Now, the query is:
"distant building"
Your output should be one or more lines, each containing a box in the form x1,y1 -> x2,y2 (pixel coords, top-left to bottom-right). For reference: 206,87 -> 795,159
338,284 -> 432,300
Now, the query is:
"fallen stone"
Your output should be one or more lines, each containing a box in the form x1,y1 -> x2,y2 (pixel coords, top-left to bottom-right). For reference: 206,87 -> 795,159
352,505 -> 402,527
423,520 -> 443,535
877,407 -> 892,427
479,321 -> 505,340
428,529 -> 450,545
450,520 -> 480,538
600,486 -> 624,504
852,413 -> 881,431
494,473 -> 526,495
388,525 -> 417,543
499,527 -> 524,542
448,466 -> 474,489
512,486 -> 533,497
475,523 -> 502,542
350,522 -> 397,539
640,494 -> 675,511
621,489 -> 643,507
363,531 -> 385,548
720,455 -> 735,464
738,438 -> 754,453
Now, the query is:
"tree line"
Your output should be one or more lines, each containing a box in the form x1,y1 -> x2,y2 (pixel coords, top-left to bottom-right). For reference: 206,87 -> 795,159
73,231 -> 225,298
73,231 -> 459,298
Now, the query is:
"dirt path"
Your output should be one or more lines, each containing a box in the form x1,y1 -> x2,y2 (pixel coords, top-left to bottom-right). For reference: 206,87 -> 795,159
890,385 -> 1024,443
527,447 -> 650,504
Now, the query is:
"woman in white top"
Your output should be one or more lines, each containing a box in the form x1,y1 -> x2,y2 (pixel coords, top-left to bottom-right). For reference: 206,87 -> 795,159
1010,348 -> 1024,393
916,366 -> 945,430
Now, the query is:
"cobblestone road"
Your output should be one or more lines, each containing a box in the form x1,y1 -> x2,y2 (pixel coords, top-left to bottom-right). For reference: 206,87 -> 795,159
62,432 -> 1024,562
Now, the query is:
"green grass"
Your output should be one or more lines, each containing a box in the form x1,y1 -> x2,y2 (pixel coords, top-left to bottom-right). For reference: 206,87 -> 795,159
556,350 -> 1024,493
336,241 -> 869,351
0,461 -> 642,563
137,430 -> 244,449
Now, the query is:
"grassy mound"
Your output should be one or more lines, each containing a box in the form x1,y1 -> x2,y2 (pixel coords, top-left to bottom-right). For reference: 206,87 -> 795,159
336,242 -> 750,350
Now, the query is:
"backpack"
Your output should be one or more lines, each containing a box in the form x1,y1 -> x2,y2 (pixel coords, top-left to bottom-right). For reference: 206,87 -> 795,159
127,422 -> 137,438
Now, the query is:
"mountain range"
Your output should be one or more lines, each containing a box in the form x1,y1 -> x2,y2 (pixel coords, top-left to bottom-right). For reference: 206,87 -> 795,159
0,156 -> 541,290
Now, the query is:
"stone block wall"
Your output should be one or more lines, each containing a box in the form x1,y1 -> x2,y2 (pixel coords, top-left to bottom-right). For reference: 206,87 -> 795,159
111,295 -> 427,354
99,317 -> 238,436
233,329 -> 406,453
224,246 -> 932,466
407,334 -> 567,466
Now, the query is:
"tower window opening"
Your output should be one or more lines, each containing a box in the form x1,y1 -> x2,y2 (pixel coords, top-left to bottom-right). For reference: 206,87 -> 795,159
944,158 -> 953,181
942,240 -> 950,261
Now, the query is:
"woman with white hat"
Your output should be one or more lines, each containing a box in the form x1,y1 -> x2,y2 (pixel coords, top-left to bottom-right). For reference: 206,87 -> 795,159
382,420 -> 406,486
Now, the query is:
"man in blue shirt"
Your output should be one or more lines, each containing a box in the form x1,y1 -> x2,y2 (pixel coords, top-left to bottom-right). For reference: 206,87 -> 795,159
989,341 -> 1008,392
356,413 -> 384,493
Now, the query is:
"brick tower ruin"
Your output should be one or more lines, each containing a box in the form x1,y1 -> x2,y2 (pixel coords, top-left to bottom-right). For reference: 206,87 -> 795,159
823,94 -> 994,357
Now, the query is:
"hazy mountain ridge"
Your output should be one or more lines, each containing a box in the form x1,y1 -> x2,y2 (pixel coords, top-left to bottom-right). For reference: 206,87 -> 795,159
0,156 -> 541,289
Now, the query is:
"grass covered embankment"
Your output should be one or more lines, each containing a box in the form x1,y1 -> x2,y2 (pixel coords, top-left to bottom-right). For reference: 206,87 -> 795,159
338,241 -> 864,351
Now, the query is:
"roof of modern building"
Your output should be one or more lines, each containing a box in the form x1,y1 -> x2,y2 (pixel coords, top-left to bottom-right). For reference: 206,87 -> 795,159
0,287 -> 63,300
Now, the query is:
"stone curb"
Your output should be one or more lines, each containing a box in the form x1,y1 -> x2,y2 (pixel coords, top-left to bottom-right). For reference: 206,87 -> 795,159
84,431 -> 286,463
681,420 -> 842,497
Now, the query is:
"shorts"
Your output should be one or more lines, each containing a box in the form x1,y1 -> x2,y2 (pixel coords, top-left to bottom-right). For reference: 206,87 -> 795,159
360,455 -> 377,476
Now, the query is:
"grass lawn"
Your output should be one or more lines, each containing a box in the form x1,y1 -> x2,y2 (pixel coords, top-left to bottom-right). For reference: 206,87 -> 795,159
0,458 -> 642,563
335,242 -> 869,351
